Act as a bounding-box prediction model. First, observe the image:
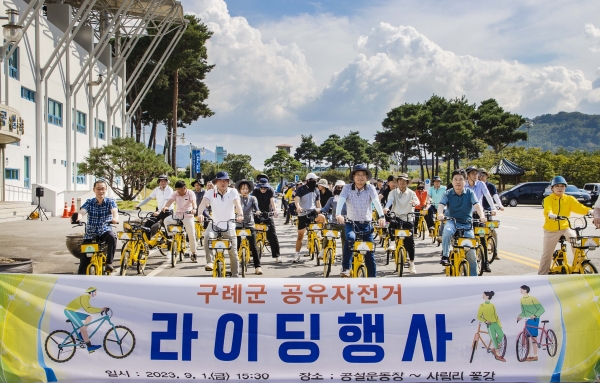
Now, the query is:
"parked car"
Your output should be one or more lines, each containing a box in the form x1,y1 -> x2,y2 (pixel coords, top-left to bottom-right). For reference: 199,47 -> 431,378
543,185 -> 593,206
583,183 -> 600,204
500,182 -> 550,207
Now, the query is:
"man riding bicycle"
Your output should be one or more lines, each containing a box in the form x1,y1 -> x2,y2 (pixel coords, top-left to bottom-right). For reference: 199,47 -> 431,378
293,173 -> 326,263
71,179 -> 119,274
336,164 -> 386,277
197,172 -> 244,276
64,287 -> 108,354
162,180 -> 199,262
478,168 -> 504,259
429,176 -> 446,238
252,178 -> 282,262
136,175 -> 173,234
236,179 -> 263,274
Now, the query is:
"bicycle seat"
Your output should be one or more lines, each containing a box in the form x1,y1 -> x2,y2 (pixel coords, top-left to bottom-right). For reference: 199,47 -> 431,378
541,320 -> 549,323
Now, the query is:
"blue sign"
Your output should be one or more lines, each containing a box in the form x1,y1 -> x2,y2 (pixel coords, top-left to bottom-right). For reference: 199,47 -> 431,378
192,149 -> 202,175
295,175 -> 299,182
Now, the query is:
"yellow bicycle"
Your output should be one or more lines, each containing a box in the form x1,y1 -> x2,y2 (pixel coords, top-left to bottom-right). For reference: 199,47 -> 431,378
305,217 -> 323,265
414,209 -> 428,241
237,224 -> 253,278
74,222 -> 112,276
208,219 -> 235,278
483,212 -> 500,264
347,220 -> 375,278
431,216 -> 442,246
195,217 -> 205,248
444,218 -> 478,277
254,212 -> 274,258
385,212 -> 415,277
117,211 -> 149,275
322,223 -> 342,277
168,213 -> 187,268
549,215 -> 599,274
134,208 -> 172,256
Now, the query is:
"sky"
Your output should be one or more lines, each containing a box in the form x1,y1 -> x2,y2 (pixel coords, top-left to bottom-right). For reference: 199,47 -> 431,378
173,0 -> 600,168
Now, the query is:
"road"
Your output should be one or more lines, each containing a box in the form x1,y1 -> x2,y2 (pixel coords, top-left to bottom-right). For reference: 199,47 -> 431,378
1,205 -> 598,278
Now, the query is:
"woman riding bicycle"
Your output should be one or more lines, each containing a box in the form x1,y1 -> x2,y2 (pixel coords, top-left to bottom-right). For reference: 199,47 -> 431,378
539,176 -> 593,275
235,179 -> 263,275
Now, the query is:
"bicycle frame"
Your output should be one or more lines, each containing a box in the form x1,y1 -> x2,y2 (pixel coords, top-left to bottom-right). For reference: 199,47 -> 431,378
550,216 -> 599,274
236,225 -> 252,277
322,223 -> 341,278
62,313 -> 115,349
349,220 -> 375,278
444,218 -> 473,277
208,220 -> 234,278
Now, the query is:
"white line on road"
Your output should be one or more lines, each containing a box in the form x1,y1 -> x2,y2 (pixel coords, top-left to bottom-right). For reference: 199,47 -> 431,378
499,225 -> 519,229
147,260 -> 171,277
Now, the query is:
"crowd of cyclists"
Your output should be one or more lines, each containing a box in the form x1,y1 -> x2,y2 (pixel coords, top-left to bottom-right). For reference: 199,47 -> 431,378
72,164 -> 600,278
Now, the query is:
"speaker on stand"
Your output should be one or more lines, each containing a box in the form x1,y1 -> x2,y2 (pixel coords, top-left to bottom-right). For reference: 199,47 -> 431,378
27,186 -> 49,221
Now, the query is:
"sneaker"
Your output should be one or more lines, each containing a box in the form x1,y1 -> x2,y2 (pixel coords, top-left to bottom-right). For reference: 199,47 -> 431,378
318,252 -> 323,260
440,257 -> 450,266
205,262 -> 213,271
493,254 -> 501,260
88,344 -> 102,354
191,254 -> 198,263
409,262 -> 417,274
255,267 -> 263,275
429,228 -> 434,237
292,253 -> 303,263
105,264 -> 114,273
340,269 -> 350,278
436,236 -> 442,243
484,264 -> 492,273
276,256 -> 282,263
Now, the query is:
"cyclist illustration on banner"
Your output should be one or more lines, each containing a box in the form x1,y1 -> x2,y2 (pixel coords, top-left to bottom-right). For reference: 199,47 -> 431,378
475,291 -> 506,362
516,285 -> 548,363
45,287 -> 136,362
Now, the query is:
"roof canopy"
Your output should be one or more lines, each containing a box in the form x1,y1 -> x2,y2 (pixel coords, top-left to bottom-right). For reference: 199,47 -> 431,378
490,159 -> 526,176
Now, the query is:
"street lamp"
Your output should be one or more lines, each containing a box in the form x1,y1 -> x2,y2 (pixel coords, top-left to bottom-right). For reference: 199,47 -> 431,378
1,9 -> 22,44
525,121 -> 534,149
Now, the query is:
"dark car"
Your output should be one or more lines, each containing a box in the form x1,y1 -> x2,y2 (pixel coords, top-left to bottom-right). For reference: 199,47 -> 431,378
583,183 -> 600,204
542,185 -> 593,206
499,182 -> 550,207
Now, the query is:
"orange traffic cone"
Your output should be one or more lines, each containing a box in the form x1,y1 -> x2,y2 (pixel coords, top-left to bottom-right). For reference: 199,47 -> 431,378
68,198 -> 76,217
61,202 -> 70,218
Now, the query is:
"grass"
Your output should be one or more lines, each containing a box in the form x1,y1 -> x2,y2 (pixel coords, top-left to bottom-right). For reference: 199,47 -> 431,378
117,200 -> 158,211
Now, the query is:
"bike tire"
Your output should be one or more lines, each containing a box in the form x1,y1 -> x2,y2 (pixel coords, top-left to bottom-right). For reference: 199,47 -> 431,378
120,247 -> 130,276
420,221 -> 426,241
103,325 -> 136,359
459,260 -> 469,277
431,227 -> 437,244
323,248 -> 333,278
397,247 -> 406,277
469,340 -> 477,363
314,238 -> 321,266
356,264 -> 367,278
87,261 -> 97,276
256,239 -> 263,258
581,260 -> 598,274
137,244 -> 148,274
240,247 -> 247,278
45,330 -> 77,363
158,235 -> 171,256
171,240 -> 177,268
516,331 -> 529,362
498,334 -> 507,357
545,329 -> 558,357
179,249 -> 184,262
215,260 -> 224,278
487,236 -> 497,264
385,250 -> 391,266
476,245 -> 485,276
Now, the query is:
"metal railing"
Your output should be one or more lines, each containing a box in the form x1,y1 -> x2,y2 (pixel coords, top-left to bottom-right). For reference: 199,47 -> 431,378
4,185 -> 31,202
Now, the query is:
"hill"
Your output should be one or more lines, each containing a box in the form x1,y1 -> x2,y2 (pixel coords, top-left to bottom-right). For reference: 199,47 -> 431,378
155,145 -> 216,168
517,111 -> 600,151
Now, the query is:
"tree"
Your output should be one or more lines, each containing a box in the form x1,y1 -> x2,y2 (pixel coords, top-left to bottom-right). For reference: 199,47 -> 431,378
366,143 -> 391,179
319,134 -> 352,169
376,103 -> 421,172
294,134 -> 319,169
222,154 -> 255,182
474,99 -> 527,153
264,150 -> 303,182
78,138 -> 172,200
342,131 -> 369,168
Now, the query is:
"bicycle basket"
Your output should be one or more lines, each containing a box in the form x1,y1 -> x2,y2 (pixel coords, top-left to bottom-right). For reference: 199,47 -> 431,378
117,231 -> 131,240
486,220 -> 500,228
168,225 -> 183,233
209,239 -> 231,250
236,229 -> 251,237
353,241 -> 374,252
322,229 -> 340,238
394,229 -> 413,238
571,236 -> 600,249
80,243 -> 99,253
457,238 -> 477,250
308,223 -> 324,231
474,227 -> 490,236
255,224 -> 268,232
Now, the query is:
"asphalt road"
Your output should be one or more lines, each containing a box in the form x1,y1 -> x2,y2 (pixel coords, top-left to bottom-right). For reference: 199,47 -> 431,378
1,205 -> 598,278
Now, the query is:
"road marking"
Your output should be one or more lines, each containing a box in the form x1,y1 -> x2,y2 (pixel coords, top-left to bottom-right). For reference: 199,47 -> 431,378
497,250 -> 539,269
147,260 -> 171,277
499,225 -> 519,230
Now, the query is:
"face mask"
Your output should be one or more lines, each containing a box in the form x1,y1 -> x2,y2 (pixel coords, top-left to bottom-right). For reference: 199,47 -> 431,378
418,187 -> 424,190
334,188 -> 342,195
307,180 -> 317,188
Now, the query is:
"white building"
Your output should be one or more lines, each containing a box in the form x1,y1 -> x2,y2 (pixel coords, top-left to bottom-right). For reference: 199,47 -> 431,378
0,0 -> 185,215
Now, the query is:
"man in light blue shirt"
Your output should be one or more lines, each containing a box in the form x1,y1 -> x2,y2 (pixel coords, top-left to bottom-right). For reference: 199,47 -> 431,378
428,176 -> 446,235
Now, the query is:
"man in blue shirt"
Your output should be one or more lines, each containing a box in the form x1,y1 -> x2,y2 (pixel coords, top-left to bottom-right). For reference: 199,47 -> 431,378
437,169 -> 487,276
72,179 -> 119,274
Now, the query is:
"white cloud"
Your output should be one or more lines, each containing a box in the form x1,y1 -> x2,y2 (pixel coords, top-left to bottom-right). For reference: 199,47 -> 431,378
584,23 -> 600,53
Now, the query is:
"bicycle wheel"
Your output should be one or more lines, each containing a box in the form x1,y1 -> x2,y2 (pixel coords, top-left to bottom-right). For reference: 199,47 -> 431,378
431,227 -> 437,244
420,221 -> 426,241
120,246 -> 131,276
469,340 -> 477,363
314,238 -> 321,266
397,247 -> 406,277
137,244 -> 148,274
158,234 -> 171,256
256,239 -> 264,258
103,325 -> 136,359
459,260 -> 469,277
215,260 -> 224,278
476,245 -> 485,276
545,329 -> 557,357
498,334 -> 507,357
356,264 -> 367,278
516,331 -> 529,362
487,236 -> 497,264
240,247 -> 247,278
45,330 -> 77,363
323,248 -> 333,278
171,239 -> 177,267
87,260 -> 97,276
581,260 -> 598,274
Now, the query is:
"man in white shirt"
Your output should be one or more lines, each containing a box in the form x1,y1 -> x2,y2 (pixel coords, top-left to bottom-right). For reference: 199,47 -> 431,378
197,171 -> 244,277
162,180 -> 199,262
136,174 -> 174,234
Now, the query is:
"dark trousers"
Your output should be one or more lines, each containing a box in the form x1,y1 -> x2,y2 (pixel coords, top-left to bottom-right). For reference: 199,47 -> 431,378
237,229 -> 260,268
390,221 -> 415,261
143,210 -> 171,232
78,230 -> 117,274
266,218 -> 281,257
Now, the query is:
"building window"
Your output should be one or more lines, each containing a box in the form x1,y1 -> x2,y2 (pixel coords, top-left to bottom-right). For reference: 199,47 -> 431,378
112,125 -> 121,138
48,99 -> 63,126
5,168 -> 19,180
73,162 -> 86,184
21,87 -> 35,102
8,46 -> 18,79
94,118 -> 105,140
76,110 -> 86,134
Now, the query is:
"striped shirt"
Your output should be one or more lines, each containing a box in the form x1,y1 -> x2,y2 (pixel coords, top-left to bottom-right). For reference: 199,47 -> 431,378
340,183 -> 379,222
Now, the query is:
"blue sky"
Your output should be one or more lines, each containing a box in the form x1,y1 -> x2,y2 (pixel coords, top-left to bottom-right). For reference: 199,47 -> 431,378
174,0 -> 600,167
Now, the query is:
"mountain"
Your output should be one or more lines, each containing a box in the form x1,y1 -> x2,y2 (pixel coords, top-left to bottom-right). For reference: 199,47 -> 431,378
155,144 -> 216,168
517,112 -> 600,151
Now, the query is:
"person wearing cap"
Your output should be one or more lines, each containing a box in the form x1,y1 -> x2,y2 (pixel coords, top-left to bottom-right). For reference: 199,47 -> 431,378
317,178 -> 333,208
235,179 -> 263,275
428,176 -> 446,236
63,287 -> 108,354
197,172 -> 244,276
162,180 -> 199,262
321,180 -> 347,222
379,175 -> 396,206
293,172 -> 326,263
336,164 -> 386,277
384,173 -> 419,273
437,169 -> 487,275
252,178 -> 282,262
478,168 -> 504,260
539,176 -> 593,275
415,180 -> 432,230
192,179 -> 211,228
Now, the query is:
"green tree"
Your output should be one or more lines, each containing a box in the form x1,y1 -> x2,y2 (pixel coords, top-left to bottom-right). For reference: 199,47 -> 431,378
474,99 -> 527,153
222,153 -> 255,182
342,131 -> 369,168
366,143 -> 391,179
319,134 -> 352,169
264,149 -> 303,182
376,103 -> 421,172
294,134 -> 319,169
78,138 -> 172,200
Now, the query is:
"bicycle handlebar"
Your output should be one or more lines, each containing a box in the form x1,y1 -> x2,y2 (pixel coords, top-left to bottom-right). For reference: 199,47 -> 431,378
556,215 -> 588,232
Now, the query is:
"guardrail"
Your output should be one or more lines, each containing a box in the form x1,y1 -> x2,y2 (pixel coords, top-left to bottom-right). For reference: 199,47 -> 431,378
4,185 -> 31,201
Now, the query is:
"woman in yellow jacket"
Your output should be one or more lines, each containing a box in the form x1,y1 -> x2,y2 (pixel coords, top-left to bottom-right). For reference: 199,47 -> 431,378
539,176 -> 593,275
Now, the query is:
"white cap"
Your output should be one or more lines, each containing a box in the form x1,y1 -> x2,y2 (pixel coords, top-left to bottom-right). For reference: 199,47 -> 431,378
335,180 -> 346,187
305,172 -> 319,180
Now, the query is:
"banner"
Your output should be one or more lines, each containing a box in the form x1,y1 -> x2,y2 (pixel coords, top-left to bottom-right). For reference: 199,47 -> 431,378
192,149 -> 202,176
0,275 -> 599,383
